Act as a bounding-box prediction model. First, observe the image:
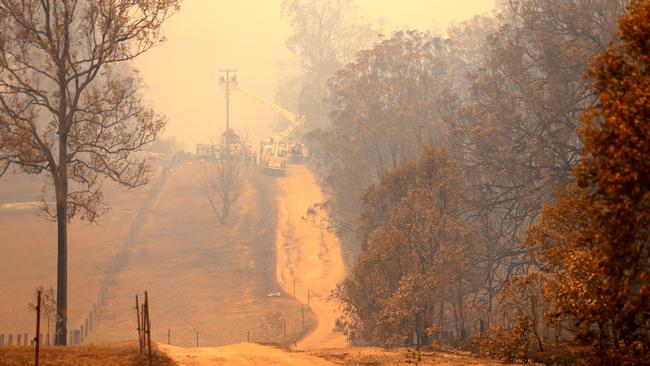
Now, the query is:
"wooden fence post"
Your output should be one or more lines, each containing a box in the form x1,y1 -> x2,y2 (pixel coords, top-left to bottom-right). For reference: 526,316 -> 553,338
145,291 -> 152,365
35,289 -> 41,366
136,295 -> 142,354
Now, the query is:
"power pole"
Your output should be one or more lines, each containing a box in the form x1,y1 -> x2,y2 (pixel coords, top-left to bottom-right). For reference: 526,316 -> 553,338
218,69 -> 237,133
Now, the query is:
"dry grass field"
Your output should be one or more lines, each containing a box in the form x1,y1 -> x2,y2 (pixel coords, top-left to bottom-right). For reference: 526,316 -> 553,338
0,164 -> 160,339
0,342 -> 176,366
0,161 -> 515,366
1,159 -> 315,346
86,161 -> 316,346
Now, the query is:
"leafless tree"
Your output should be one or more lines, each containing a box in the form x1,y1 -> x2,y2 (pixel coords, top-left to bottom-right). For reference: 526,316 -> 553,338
198,148 -> 246,225
0,0 -> 179,344
29,286 -> 56,344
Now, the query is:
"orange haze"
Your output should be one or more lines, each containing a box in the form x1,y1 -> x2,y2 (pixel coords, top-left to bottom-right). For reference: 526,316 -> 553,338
133,0 -> 495,149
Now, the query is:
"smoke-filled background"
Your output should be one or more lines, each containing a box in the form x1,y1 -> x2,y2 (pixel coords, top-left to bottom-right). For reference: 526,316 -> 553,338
4,0 -> 643,363
135,0 -> 494,147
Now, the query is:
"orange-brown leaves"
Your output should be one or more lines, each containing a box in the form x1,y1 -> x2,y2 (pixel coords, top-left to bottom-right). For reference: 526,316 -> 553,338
527,1 -> 650,363
336,147 -> 481,347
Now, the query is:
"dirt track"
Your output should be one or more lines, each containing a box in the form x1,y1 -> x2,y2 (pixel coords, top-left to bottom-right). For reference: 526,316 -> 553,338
158,343 -> 336,366
157,164 -> 516,365
88,161 -> 314,346
274,165 -> 347,349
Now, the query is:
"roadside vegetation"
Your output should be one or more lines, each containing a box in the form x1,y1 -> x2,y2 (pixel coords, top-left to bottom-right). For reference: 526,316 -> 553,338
0,342 -> 176,366
285,0 -> 649,364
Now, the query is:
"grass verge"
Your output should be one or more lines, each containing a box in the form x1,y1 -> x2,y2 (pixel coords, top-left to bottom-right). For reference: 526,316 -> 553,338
0,341 -> 176,366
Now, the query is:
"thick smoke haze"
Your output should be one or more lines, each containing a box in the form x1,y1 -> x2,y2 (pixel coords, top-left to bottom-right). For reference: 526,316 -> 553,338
2,0 -> 646,363
133,0 -> 495,148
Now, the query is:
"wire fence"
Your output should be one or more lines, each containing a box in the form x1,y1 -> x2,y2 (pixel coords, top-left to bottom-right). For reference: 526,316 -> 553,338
0,161 -> 173,346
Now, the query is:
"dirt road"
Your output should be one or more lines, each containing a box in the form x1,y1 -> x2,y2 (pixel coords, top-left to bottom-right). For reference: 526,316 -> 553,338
158,342 -> 513,366
158,343 -> 336,366
142,164 -> 510,365
89,162 -> 313,346
274,165 -> 347,349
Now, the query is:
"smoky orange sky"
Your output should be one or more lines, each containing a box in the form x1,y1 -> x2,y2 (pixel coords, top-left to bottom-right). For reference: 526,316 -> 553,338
133,0 -> 495,149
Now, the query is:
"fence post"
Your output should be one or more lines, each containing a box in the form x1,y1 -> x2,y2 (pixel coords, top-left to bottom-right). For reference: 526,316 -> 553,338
0,334 -> 4,346
145,291 -> 152,365
35,289 -> 41,366
8,334 -> 12,346
91,304 -> 96,330
136,295 -> 142,354
17,334 -> 21,346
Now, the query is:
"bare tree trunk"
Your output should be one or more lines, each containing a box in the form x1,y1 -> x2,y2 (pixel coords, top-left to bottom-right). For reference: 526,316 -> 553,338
55,127 -> 68,345
0,0 -> 176,345
55,188 -> 68,345
439,302 -> 444,339
221,192 -> 230,224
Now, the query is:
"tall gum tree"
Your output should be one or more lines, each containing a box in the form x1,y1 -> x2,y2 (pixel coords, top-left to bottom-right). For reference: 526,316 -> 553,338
0,0 -> 179,345
526,0 -> 650,362
281,0 -> 376,132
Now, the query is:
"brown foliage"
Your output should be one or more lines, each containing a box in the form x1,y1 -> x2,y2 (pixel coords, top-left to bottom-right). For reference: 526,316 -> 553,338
319,30 -> 453,249
0,0 -> 178,344
479,318 -> 532,363
446,1 -> 627,328
526,1 -> 650,363
336,147 -> 482,347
